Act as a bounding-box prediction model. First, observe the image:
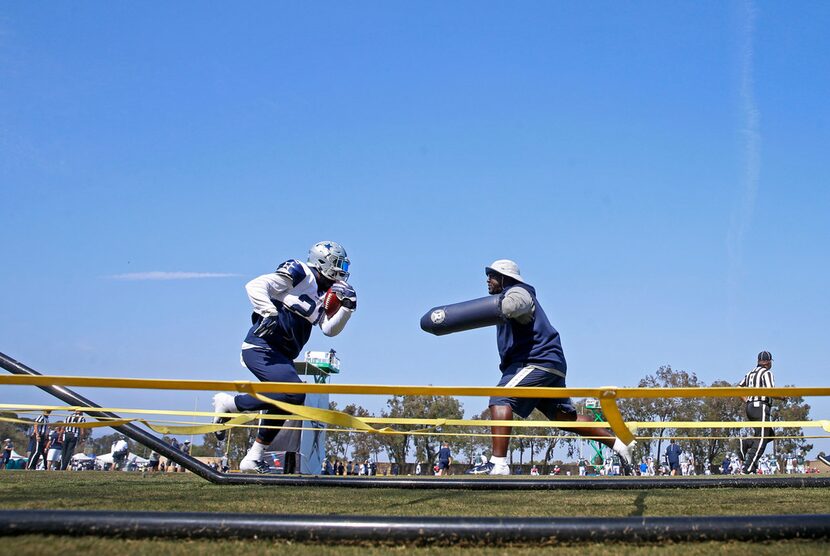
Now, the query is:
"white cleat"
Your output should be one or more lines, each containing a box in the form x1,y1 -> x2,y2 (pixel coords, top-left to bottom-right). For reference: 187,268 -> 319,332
212,393 -> 237,441
239,458 -> 271,474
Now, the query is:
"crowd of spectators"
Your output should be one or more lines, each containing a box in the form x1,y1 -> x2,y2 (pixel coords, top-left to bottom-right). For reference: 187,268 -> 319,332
320,458 -> 382,476
0,409 -> 205,473
5,408 -> 819,478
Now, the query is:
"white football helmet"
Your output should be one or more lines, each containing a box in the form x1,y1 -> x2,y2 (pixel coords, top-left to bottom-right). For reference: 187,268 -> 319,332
307,241 -> 350,281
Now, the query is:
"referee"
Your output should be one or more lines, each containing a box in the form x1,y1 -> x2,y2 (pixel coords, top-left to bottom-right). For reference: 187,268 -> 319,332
26,409 -> 50,470
739,351 -> 776,474
60,409 -> 86,471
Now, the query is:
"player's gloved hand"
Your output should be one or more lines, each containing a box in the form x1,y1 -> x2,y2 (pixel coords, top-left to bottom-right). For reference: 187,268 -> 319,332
330,282 -> 357,310
253,315 -> 279,339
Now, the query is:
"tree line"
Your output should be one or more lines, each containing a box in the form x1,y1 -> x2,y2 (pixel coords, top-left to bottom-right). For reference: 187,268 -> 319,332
619,365 -> 812,468
321,365 -> 813,470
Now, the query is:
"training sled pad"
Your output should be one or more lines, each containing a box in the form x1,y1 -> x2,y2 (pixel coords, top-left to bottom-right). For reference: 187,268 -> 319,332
420,295 -> 502,336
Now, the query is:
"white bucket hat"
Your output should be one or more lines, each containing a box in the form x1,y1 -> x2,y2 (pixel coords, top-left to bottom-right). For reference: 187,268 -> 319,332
485,259 -> 524,283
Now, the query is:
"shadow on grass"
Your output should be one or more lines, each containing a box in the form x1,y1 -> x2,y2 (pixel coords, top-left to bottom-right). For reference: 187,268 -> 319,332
376,492 -> 468,513
630,491 -> 647,517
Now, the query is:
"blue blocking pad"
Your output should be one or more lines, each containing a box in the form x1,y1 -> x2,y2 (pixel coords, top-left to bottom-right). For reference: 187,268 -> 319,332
420,295 -> 502,336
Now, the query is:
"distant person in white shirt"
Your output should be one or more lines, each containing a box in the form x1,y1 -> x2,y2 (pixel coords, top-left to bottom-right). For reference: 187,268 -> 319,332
111,437 -> 129,471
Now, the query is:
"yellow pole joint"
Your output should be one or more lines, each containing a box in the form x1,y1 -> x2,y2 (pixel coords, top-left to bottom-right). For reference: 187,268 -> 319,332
599,387 -> 636,444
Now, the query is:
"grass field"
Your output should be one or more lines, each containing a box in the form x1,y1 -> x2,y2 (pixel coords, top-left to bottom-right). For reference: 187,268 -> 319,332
2,471 -> 829,555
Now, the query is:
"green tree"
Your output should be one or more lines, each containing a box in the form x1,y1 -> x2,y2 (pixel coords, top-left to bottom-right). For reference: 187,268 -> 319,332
202,423 -> 257,468
618,366 -> 816,473
347,404 -> 376,462
455,407 -> 491,465
189,441 -> 217,458
697,379 -> 744,468
619,365 -> 703,463
324,401 -> 352,460
512,409 -> 554,468
401,395 -> 464,466
0,412 -> 30,456
773,389 -> 813,456
378,395 -> 411,465
523,409 -> 548,465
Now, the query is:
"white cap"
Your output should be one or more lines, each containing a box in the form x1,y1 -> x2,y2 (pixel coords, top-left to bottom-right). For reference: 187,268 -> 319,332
485,259 -> 524,283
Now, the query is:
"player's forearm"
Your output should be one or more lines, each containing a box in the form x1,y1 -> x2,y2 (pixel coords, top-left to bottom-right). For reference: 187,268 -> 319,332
320,306 -> 353,337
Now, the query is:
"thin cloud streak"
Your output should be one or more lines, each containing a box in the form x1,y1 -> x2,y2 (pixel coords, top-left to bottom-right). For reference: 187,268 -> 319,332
727,0 -> 761,292
107,272 -> 241,281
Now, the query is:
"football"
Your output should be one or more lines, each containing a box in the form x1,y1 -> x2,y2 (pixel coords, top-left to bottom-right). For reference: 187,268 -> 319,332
323,289 -> 342,317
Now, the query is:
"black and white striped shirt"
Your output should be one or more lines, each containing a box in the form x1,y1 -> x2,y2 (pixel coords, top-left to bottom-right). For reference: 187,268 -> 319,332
33,414 -> 49,436
739,365 -> 775,404
64,413 -> 86,435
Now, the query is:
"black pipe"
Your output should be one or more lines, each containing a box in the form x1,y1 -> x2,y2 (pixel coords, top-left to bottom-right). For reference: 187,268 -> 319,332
0,350 -> 226,483
4,350 -> 830,490
0,510 -> 827,542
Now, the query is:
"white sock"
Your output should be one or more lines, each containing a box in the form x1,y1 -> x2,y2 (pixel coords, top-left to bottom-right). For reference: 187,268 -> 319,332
244,441 -> 266,461
490,456 -> 507,466
613,438 -> 628,452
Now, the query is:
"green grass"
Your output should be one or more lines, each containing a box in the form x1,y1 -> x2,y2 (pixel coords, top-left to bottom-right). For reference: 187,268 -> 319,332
3,471 -> 829,517
3,538 -> 830,556
1,471 -> 829,554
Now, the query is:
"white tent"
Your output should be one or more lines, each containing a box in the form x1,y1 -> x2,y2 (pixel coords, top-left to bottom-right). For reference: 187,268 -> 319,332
94,452 -> 148,470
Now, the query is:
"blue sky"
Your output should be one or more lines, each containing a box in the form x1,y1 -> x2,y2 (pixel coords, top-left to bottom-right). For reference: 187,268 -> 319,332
2,2 -> 829,456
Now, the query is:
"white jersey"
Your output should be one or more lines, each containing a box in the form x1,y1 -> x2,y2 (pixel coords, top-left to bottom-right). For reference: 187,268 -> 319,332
247,260 -> 327,324
242,259 -> 352,358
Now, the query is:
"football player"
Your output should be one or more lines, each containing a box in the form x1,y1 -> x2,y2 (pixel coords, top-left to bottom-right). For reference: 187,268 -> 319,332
212,241 -> 357,472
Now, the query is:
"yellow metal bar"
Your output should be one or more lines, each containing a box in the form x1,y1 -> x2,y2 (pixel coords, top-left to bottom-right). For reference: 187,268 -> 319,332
1,375 -> 828,399
598,388 -> 635,444
3,402 -> 827,431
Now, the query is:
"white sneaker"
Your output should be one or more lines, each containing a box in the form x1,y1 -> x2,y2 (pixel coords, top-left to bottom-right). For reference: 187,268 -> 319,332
489,463 -> 511,476
616,439 -> 637,466
212,393 -> 237,441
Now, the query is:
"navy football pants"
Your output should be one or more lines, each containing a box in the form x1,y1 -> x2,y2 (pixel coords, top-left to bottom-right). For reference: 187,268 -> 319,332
235,348 -> 306,444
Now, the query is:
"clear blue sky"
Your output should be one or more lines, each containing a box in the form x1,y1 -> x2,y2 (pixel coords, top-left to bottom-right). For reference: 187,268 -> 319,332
2,2 -> 829,455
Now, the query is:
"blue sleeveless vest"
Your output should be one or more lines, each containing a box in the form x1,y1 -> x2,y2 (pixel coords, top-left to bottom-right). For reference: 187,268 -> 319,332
496,283 -> 566,373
